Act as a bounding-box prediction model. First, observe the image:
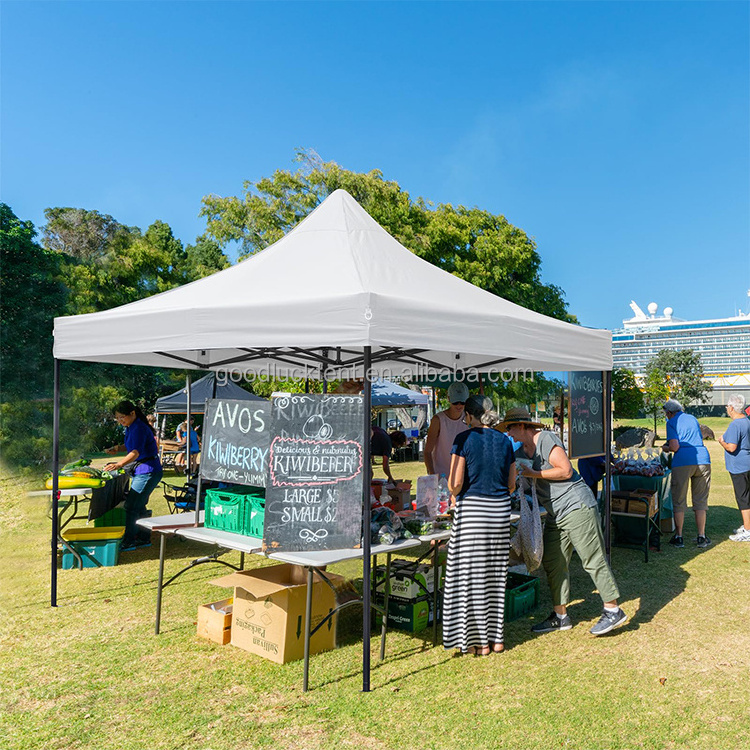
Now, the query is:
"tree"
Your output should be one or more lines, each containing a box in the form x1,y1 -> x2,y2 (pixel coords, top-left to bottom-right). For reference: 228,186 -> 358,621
183,235 -> 230,281
644,349 -> 712,408
200,150 -> 576,322
42,207 -> 135,263
612,368 -> 643,419
0,204 -> 65,400
643,368 -> 670,436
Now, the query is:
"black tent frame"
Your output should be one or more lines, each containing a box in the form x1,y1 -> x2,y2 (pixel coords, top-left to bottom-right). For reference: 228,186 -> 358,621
50,346 -> 611,693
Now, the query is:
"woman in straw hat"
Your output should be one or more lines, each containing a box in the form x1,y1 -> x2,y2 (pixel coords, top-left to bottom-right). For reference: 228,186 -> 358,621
500,407 -> 627,637
443,395 -> 516,656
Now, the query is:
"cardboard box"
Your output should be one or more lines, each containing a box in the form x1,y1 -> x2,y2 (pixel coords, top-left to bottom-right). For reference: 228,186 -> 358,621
197,597 -> 233,645
385,489 -> 410,512
374,593 -> 439,633
375,562 -> 444,600
610,493 -> 630,513
660,516 -> 675,534
211,564 -> 342,664
627,491 -> 658,517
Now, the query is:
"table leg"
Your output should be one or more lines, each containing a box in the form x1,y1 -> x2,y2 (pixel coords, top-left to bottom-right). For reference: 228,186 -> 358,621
379,553 -> 391,661
155,533 -> 166,635
303,566 -> 313,693
240,552 -> 245,570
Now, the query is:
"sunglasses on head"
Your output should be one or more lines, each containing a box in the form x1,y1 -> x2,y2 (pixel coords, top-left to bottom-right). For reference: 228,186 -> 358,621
452,401 -> 466,405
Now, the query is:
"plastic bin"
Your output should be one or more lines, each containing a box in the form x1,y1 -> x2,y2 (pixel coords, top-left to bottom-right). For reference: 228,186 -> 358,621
205,488 -> 264,537
504,571 -> 539,621
61,526 -> 125,569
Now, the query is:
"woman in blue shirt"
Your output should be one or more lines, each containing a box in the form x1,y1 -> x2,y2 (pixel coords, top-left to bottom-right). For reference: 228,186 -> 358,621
105,400 -> 163,551
718,395 -> 750,542
443,395 -> 516,656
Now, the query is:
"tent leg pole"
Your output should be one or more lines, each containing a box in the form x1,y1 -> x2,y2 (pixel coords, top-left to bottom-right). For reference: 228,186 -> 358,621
362,346 -> 372,692
51,358 -> 61,607
604,370 -> 613,560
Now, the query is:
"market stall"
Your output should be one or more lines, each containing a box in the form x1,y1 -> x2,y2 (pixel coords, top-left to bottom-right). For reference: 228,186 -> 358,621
52,188 -> 613,691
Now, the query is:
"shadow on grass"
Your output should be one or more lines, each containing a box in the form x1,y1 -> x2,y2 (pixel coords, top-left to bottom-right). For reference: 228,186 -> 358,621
518,505 -> 744,635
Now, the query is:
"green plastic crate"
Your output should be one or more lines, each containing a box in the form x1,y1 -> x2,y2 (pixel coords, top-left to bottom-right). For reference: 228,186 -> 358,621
504,571 -> 539,621
93,506 -> 126,527
205,488 -> 264,537
245,495 -> 265,538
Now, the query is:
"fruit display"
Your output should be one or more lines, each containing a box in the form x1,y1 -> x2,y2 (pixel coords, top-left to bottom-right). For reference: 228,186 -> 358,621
612,449 -> 666,477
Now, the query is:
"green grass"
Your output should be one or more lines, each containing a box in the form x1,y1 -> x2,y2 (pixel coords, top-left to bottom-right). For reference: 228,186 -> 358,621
1,444 -> 749,750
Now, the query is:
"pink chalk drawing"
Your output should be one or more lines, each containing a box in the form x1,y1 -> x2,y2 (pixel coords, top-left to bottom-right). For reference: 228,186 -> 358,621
269,436 -> 364,487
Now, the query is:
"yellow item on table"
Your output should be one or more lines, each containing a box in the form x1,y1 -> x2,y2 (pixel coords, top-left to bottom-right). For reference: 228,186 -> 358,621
45,476 -> 105,490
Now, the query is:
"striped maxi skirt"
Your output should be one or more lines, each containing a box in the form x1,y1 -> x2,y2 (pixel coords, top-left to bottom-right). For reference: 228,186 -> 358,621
442,494 -> 512,652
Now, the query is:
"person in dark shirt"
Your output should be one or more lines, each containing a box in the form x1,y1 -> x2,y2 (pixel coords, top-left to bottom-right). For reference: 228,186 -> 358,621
371,424 -> 394,482
105,400 -> 163,550
442,395 -> 516,656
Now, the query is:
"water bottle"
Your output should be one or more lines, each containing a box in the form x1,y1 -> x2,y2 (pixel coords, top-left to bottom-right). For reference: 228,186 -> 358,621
437,474 -> 449,515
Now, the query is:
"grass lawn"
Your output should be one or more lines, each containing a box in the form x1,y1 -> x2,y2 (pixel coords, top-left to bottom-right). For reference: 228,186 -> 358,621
1,432 -> 749,750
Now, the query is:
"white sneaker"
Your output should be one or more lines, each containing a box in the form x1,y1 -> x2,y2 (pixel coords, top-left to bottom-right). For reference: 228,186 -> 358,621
729,528 -> 750,542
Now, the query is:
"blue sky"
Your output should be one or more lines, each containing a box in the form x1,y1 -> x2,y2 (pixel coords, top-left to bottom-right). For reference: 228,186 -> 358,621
3,1 -> 749,331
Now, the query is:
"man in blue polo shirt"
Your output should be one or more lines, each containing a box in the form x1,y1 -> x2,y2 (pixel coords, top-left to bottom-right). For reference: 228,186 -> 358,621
662,399 -> 711,548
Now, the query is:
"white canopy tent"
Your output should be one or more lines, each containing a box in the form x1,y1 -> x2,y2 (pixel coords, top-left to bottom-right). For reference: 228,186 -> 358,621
54,190 -> 611,375
51,189 -> 612,691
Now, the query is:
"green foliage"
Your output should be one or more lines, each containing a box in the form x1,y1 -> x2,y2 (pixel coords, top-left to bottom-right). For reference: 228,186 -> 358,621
42,207 -> 135,262
643,368 -> 671,434
201,150 -> 576,322
612,368 -> 644,419
645,349 -> 712,407
183,235 -> 230,281
0,204 -> 65,401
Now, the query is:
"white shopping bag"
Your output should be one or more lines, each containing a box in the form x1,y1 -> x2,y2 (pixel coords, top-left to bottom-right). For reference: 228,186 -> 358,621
510,475 -> 544,571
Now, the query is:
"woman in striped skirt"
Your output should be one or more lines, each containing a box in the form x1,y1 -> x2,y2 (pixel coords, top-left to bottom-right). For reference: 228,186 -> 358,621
443,395 -> 517,656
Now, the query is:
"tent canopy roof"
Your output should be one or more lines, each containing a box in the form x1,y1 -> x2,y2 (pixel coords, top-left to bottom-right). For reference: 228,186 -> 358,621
54,190 -> 611,375
154,372 -> 266,414
371,379 -> 429,408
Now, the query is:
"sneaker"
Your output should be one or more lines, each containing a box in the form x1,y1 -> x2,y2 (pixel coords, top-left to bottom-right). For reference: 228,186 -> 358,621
531,611 -> 573,634
696,535 -> 712,548
729,528 -> 750,542
590,608 -> 628,636
668,534 -> 684,548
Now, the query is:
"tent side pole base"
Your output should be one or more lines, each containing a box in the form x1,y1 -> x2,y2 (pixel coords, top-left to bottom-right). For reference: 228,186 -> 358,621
51,358 -> 61,607
604,370 -> 613,559
362,346 -> 372,692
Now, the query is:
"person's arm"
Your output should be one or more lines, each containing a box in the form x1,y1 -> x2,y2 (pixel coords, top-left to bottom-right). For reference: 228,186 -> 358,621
718,423 -> 738,453
382,454 -> 394,483
522,445 -> 573,481
104,448 -> 139,471
508,461 -> 518,493
424,416 -> 440,474
448,453 -> 465,497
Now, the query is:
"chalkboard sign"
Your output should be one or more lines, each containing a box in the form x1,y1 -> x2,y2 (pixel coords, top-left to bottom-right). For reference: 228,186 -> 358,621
263,394 -> 364,552
568,371 -> 606,459
201,399 -> 271,486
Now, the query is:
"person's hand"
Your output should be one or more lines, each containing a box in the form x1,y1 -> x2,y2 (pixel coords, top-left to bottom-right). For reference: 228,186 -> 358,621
104,462 -> 119,471
521,467 -> 539,478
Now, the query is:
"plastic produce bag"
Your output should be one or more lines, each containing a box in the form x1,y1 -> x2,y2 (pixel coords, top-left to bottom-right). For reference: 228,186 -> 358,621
510,476 -> 544,571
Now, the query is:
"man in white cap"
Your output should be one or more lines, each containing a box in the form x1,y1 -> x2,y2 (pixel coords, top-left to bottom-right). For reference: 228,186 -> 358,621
424,382 -> 470,478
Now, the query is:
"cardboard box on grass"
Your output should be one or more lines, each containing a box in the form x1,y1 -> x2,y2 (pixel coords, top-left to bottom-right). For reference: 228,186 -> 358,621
197,597 -> 233,645
373,593 -> 439,633
375,562 -> 444,600
211,563 -> 342,664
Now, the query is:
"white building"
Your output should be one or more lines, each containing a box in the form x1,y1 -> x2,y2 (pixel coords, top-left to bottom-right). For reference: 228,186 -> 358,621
611,301 -> 750,408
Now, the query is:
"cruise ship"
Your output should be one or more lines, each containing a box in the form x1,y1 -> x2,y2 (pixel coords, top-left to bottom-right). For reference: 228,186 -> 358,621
611,301 -> 750,409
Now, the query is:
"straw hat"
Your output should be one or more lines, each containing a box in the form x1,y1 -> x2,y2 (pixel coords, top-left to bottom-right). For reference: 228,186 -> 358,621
498,407 -> 545,432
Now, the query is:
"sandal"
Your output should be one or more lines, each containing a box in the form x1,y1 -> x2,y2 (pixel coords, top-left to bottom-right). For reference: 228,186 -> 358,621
491,643 -> 504,653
